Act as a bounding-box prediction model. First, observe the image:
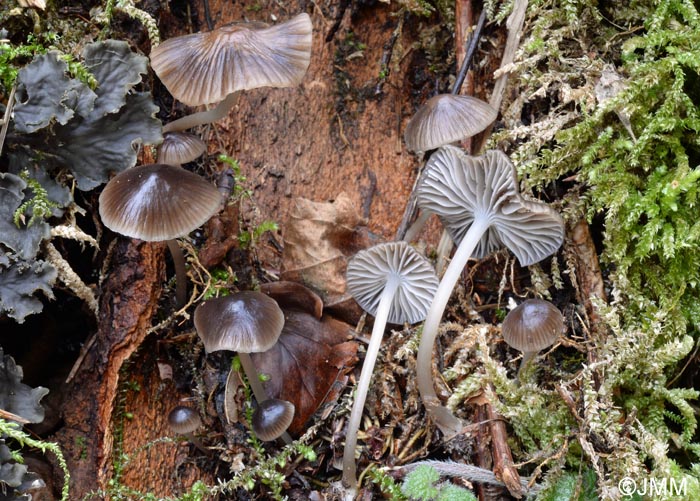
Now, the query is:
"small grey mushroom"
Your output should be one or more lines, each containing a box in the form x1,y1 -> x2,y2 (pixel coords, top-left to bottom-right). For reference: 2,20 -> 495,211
151,13 -> 313,133
404,94 -> 497,153
252,399 -> 295,442
502,298 -> 565,374
167,405 -> 209,455
99,163 -> 221,307
342,241 -> 438,493
415,146 -> 565,438
193,291 -> 291,443
157,132 -> 207,165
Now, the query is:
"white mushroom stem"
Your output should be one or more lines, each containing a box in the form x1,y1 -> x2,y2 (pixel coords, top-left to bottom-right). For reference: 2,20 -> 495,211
416,217 -> 491,439
162,93 -> 239,133
342,276 -> 400,492
238,352 -> 293,444
166,239 -> 187,308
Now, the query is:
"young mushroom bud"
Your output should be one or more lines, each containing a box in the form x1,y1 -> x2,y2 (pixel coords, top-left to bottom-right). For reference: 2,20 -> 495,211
167,405 -> 208,455
502,298 -> 565,376
342,241 -> 438,493
252,398 -> 295,442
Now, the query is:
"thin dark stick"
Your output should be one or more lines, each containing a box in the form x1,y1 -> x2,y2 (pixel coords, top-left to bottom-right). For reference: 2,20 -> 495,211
452,8 -> 487,95
202,0 -> 214,30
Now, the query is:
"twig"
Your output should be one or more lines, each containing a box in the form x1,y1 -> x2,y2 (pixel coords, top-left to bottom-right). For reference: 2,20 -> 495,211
0,84 -> 17,157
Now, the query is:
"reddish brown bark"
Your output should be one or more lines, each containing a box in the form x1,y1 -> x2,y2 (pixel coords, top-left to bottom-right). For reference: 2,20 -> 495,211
53,239 -> 164,498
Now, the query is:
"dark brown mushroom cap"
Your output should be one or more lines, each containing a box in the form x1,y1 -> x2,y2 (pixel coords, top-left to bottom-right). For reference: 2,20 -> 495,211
252,398 -> 295,442
502,299 -> 565,353
158,132 -> 207,165
346,241 -> 439,325
404,94 -> 497,152
150,13 -> 313,106
416,146 -> 564,266
168,406 -> 202,434
193,291 -> 285,353
98,163 -> 221,242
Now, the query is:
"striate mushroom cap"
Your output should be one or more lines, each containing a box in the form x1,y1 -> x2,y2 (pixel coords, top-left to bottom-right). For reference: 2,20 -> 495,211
168,406 -> 202,434
158,132 -> 207,165
404,94 -> 497,153
346,241 -> 438,325
416,146 -> 564,266
150,13 -> 313,106
502,298 -> 565,353
99,163 -> 221,242
252,398 -> 295,442
193,291 -> 285,353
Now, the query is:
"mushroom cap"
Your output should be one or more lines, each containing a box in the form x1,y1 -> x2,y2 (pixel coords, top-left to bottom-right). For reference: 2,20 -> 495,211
404,94 -> 497,152
252,398 -> 295,441
416,146 -> 564,266
158,132 -> 207,165
150,13 -> 313,106
502,298 -> 565,353
346,241 -> 438,325
99,164 -> 221,242
193,291 -> 285,353
167,406 -> 202,434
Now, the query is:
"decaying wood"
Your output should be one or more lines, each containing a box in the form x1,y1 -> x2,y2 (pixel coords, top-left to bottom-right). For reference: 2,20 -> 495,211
52,239 -> 164,498
568,217 -> 608,341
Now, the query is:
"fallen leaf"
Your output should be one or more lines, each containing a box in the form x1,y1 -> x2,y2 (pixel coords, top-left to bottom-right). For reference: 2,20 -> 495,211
281,193 -> 370,309
251,310 -> 358,435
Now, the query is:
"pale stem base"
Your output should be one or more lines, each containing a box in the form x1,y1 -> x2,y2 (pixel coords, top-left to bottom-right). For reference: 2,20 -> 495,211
416,218 -> 490,439
341,278 -> 400,492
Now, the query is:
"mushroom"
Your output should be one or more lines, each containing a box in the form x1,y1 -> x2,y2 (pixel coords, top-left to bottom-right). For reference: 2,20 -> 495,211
252,398 -> 295,442
193,291 -> 292,443
157,131 -> 207,165
414,146 -> 565,438
404,94 -> 497,153
502,298 -> 565,375
151,13 -> 313,133
167,405 -> 208,454
99,163 -> 221,307
342,241 -> 438,492
404,9 -> 493,153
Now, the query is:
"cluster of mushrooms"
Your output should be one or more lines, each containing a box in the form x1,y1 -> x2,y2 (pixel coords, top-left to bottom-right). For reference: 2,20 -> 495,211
95,10 -> 569,498
98,14 -> 313,443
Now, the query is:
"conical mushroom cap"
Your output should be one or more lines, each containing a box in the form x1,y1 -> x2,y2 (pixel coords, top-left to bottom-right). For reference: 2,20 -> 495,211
252,398 -> 295,441
404,94 -> 497,152
194,291 -> 285,353
158,132 -> 207,165
416,146 -> 564,266
346,241 -> 438,325
167,406 -> 202,434
99,163 -> 221,241
150,13 -> 313,106
502,299 -> 565,353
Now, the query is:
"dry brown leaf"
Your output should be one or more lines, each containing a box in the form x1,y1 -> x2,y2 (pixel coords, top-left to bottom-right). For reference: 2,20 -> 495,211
281,193 -> 370,309
251,311 -> 358,435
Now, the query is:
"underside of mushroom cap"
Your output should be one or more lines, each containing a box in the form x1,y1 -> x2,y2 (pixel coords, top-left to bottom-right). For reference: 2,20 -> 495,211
404,94 -> 497,153
416,146 -> 564,266
150,13 -> 313,106
346,241 -> 438,324
502,298 -> 565,353
194,291 -> 285,353
158,132 -> 207,165
98,163 -> 221,241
